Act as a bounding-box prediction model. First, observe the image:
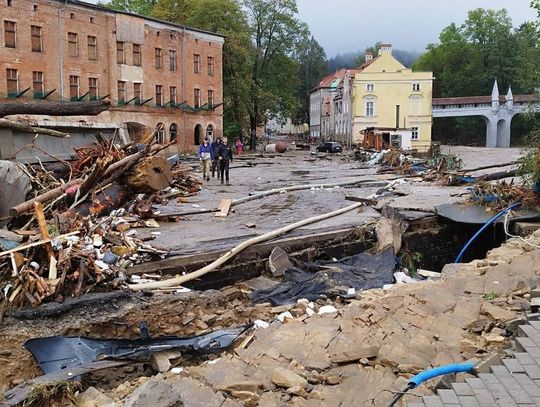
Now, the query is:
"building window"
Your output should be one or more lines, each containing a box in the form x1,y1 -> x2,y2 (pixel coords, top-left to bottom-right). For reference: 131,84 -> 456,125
133,44 -> 142,66
116,41 -> 125,64
33,5 -> 38,11
194,88 -> 201,108
156,123 -> 165,144
413,83 -> 421,92
411,127 -> 419,140
89,77 -> 98,100
155,48 -> 162,69
169,50 -> 176,71
117,80 -> 126,103
31,25 -> 42,52
169,86 -> 177,105
88,36 -> 97,60
6,68 -> 18,96
208,89 -> 214,106
366,100 -> 374,117
7,0 -> 12,6
207,56 -> 214,76
134,83 -> 142,103
32,71 -> 44,97
194,54 -> 201,74
90,17 -> 94,23
4,21 -> 16,48
366,83 -> 374,92
69,75 -> 80,100
169,123 -> 178,141
155,85 -> 163,106
68,32 -> 78,57
206,124 -> 214,140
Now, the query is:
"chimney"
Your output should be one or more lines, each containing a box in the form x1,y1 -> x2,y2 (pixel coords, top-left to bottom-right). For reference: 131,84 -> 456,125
378,43 -> 392,56
365,51 -> 373,61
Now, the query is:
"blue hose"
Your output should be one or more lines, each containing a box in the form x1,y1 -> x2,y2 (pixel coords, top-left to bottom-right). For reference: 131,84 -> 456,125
454,202 -> 521,264
409,362 -> 475,387
388,362 -> 476,406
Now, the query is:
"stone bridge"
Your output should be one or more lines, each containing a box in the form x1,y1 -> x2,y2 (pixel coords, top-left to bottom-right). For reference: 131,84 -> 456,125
432,81 -> 540,147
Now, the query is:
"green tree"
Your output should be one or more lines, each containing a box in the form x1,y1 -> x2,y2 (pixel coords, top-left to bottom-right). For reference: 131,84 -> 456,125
294,36 -> 328,125
150,0 -> 194,22
104,0 -> 156,15
242,0 -> 307,149
354,41 -> 382,66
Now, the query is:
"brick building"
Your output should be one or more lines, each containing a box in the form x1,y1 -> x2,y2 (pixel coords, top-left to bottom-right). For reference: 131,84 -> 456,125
0,0 -> 224,152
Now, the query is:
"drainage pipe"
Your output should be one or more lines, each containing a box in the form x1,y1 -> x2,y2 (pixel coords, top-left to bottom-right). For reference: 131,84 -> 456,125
453,202 -> 521,264
388,361 -> 476,406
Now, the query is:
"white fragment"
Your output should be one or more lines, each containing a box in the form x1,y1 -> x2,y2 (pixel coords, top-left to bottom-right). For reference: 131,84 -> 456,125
150,232 -> 162,236
383,284 -> 395,290
347,288 -> 356,296
394,271 -> 416,284
173,287 -> 192,294
308,302 -> 315,309
30,261 -> 40,270
318,305 -> 338,315
126,230 -> 137,236
93,234 -> 103,248
192,204 -> 201,208
94,260 -> 110,271
306,308 -> 315,317
254,320 -> 270,329
207,358 -> 220,365
170,367 -> 184,374
276,311 -> 293,323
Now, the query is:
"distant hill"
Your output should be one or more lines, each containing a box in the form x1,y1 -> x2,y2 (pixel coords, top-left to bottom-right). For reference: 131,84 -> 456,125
328,49 -> 423,71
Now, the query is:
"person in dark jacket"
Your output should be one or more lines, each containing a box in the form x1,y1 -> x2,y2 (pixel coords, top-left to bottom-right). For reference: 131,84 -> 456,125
198,137 -> 215,181
211,137 -> 222,180
216,137 -> 233,185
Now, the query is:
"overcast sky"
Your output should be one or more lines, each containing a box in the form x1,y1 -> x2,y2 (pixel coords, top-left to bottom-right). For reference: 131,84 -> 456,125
297,0 -> 536,56
84,0 -> 536,56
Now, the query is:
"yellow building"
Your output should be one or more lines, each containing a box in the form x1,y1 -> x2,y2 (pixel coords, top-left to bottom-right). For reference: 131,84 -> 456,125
351,44 -> 434,152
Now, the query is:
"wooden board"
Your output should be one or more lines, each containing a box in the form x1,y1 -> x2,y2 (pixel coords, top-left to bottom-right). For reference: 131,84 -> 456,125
215,198 -> 233,218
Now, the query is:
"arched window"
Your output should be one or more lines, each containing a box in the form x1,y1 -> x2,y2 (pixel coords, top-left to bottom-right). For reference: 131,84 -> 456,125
156,123 -> 165,144
206,124 -> 214,141
194,124 -> 202,145
169,123 -> 178,142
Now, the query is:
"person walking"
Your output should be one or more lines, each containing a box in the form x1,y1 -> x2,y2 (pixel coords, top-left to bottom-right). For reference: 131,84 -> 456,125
211,137 -> 222,180
217,137 -> 233,185
198,137 -> 214,182
235,138 -> 244,156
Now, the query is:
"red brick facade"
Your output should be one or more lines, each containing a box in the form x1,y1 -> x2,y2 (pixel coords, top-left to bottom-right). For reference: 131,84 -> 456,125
0,0 -> 224,152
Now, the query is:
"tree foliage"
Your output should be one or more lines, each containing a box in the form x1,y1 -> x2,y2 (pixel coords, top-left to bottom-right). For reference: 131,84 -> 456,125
104,0 -> 156,15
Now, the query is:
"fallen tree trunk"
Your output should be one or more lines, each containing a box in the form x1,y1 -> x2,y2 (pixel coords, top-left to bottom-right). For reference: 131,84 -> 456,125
9,180 -> 81,217
477,169 -> 518,182
0,119 -> 69,138
0,99 -> 111,117
462,161 -> 517,173
127,156 -> 172,192
129,202 -> 363,291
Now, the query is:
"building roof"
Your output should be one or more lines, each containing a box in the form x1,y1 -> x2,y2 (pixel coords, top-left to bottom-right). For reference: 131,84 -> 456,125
52,0 -> 226,39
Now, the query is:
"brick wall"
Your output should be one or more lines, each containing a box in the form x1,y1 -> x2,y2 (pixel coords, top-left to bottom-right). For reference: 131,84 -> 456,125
0,0 -> 224,153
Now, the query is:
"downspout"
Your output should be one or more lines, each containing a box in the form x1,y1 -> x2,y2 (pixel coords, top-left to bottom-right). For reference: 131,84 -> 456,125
181,27 -> 186,152
57,7 -> 64,100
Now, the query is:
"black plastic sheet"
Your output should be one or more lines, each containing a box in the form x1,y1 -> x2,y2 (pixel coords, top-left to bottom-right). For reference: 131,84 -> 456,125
24,324 -> 251,374
249,248 -> 396,305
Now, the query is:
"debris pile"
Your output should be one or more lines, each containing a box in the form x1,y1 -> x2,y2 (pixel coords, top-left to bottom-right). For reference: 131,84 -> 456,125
0,135 -> 201,310
467,180 -> 540,210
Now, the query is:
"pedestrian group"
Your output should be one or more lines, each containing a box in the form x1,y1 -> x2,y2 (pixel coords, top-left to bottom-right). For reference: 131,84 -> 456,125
198,137 -> 242,186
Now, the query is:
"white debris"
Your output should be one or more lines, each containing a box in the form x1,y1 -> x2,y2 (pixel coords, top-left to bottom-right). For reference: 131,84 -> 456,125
394,271 -> 416,284
347,288 -> 356,296
192,204 -> 201,208
30,261 -> 39,270
383,284 -> 396,290
170,367 -> 184,374
150,232 -> 162,236
94,260 -> 110,271
254,320 -> 270,329
306,308 -> 315,317
207,358 -> 220,365
173,287 -> 192,294
93,234 -> 103,248
276,311 -> 293,323
318,305 -> 338,315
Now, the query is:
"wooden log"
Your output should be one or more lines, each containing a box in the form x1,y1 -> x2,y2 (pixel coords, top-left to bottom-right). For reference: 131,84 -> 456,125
0,99 -> 111,117
129,203 -> 363,291
477,169 -> 518,182
67,183 -> 132,217
0,231 -> 80,258
0,118 -> 69,138
9,180 -> 81,217
127,156 -> 173,192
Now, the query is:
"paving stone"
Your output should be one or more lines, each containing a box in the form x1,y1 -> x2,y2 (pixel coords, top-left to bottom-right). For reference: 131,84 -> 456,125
502,358 -> 525,373
471,388 -> 497,406
457,396 -> 480,407
528,320 -> 540,330
437,389 -> 459,404
491,396 -> 518,406
423,396 -> 444,407
506,387 -> 534,404
524,364 -> 540,379
491,365 -> 511,378
465,378 -> 486,389
498,376 -> 522,391
451,383 -> 474,396
406,403 -> 425,407
519,325 -> 539,337
514,352 -> 536,366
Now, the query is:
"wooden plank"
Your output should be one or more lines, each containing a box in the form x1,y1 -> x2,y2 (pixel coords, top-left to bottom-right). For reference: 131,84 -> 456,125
215,198 -> 233,218
34,201 -> 55,262
125,227 -> 359,276
344,196 -> 378,205
0,231 -> 80,258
